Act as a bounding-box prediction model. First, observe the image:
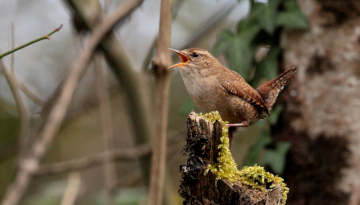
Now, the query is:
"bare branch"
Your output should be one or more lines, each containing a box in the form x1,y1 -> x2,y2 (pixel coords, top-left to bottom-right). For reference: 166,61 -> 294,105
60,172 -> 81,205
35,145 -> 151,176
10,23 -> 15,72
1,2 -> 144,205
94,53 -> 117,205
148,0 -> 174,204
35,137 -> 182,177
3,23 -> 44,106
15,78 -> 44,106
65,0 -> 152,185
0,60 -> 43,107
141,0 -> 185,71
0,25 -> 63,59
0,58 -> 29,151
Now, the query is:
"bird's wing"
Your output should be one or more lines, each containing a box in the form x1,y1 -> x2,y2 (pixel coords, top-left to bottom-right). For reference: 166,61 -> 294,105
219,70 -> 270,116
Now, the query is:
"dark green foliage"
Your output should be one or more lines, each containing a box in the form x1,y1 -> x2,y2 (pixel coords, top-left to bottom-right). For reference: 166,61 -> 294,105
263,141 -> 292,174
213,0 -> 308,85
250,46 -> 281,87
241,130 -> 292,175
213,29 -> 256,79
241,130 -> 272,168
241,105 -> 290,175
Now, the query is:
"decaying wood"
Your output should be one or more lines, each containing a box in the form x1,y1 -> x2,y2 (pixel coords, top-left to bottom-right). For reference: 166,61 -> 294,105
179,110 -> 282,205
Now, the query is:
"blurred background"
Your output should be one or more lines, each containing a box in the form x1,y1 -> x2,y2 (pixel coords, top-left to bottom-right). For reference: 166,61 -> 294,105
1,0 -> 360,205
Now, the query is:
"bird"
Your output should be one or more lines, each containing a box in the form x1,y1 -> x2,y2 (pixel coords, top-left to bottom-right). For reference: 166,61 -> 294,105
168,48 -> 297,147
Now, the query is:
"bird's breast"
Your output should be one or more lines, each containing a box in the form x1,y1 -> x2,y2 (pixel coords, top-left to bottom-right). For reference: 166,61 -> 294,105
179,67 -> 264,124
179,67 -> 224,113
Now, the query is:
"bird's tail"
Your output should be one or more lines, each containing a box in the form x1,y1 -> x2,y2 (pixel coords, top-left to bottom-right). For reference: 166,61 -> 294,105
256,67 -> 297,110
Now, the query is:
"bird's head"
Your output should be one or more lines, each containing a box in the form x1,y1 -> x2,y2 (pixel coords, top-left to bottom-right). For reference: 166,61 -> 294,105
168,48 -> 219,70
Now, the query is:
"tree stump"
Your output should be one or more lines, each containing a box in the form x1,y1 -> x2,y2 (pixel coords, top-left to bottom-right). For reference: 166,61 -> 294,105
179,110 -> 287,205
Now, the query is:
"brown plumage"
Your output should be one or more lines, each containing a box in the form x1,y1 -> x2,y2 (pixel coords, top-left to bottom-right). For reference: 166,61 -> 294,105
169,48 -> 297,147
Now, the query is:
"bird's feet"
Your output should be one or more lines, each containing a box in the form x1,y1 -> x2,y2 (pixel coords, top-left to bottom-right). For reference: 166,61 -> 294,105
226,122 -> 249,127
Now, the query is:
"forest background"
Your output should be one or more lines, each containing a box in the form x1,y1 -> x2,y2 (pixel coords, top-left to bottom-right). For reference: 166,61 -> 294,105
0,0 -> 359,205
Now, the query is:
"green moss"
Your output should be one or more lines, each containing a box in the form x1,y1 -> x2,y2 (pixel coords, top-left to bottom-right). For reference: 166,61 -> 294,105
201,111 -> 289,205
200,111 -> 241,183
239,165 -> 289,205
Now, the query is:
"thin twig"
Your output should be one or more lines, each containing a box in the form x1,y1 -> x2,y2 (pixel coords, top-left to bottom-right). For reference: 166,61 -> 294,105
0,25 -> 63,59
8,24 -> 30,158
3,23 -> 44,106
1,2 -> 143,205
3,23 -> 43,106
35,145 -> 151,176
10,23 -> 15,72
0,59 -> 43,107
15,78 -> 44,106
94,53 -> 117,205
35,140 -> 181,177
60,172 -> 81,205
141,0 -> 185,71
5,25 -> 42,160
0,58 -> 29,152
148,0 -> 174,204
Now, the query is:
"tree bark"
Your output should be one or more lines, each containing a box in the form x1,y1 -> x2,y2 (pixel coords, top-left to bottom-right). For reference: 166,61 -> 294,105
275,0 -> 360,204
180,111 -> 284,205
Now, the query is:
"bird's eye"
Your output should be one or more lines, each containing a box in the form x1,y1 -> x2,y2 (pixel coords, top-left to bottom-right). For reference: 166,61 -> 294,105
192,52 -> 199,57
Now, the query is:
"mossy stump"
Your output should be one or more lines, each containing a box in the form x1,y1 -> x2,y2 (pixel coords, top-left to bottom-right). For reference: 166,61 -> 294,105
179,110 -> 287,205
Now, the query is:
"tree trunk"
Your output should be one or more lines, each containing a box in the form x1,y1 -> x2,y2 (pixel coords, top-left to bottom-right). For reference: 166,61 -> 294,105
276,0 -> 360,204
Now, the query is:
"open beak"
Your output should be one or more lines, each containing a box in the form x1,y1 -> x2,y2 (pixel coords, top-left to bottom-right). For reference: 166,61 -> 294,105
168,48 -> 189,69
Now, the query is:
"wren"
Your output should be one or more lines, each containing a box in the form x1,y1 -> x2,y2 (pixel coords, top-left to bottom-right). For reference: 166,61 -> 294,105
169,48 -> 297,146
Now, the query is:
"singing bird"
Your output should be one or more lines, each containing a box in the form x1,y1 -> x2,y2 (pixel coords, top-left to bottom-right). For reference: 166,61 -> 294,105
169,48 -> 297,147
